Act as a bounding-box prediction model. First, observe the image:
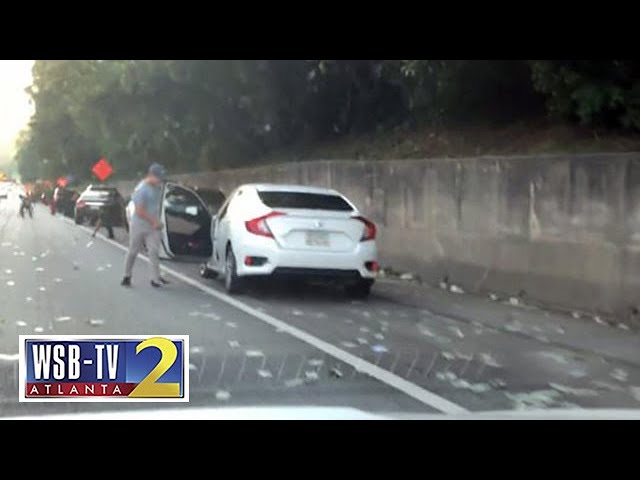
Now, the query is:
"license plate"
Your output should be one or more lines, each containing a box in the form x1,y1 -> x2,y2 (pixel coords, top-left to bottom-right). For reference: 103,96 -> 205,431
89,205 -> 100,210
305,231 -> 330,247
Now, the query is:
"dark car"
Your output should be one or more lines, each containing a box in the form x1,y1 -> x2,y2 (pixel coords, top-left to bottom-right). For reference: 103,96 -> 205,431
75,185 -> 126,227
55,187 -> 80,217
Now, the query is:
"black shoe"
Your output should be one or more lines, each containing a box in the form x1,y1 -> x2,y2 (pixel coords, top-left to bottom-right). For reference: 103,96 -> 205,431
150,280 -> 162,288
121,277 -> 131,287
159,277 -> 170,285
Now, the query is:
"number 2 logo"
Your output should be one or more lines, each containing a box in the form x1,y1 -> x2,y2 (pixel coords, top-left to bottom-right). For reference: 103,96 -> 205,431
129,337 -> 181,398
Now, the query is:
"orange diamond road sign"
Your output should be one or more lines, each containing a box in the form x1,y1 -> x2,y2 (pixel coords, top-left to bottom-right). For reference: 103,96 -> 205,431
92,158 -> 113,182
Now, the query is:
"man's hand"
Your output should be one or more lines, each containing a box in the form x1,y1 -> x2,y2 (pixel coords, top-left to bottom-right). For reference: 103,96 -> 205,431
135,204 -> 162,230
152,219 -> 164,230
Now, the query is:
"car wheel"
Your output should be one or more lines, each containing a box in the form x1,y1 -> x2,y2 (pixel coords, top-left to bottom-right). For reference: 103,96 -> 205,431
345,279 -> 373,299
74,215 -> 82,225
199,263 -> 217,279
224,246 -> 244,294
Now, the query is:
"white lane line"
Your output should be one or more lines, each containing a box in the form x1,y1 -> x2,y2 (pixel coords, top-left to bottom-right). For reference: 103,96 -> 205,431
68,220 -> 467,414
0,353 -> 19,362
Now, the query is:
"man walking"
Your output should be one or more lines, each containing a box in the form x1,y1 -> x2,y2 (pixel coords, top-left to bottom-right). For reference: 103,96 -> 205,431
92,189 -> 126,240
121,163 -> 170,288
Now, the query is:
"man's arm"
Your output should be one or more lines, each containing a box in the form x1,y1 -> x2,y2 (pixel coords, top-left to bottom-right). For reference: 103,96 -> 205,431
134,203 -> 161,229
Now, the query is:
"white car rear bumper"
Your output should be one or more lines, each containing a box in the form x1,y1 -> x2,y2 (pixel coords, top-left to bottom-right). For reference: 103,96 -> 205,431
233,237 -> 378,280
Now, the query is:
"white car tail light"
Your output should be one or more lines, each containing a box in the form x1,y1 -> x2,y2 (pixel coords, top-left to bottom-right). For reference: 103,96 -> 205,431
245,212 -> 286,238
353,216 -> 376,241
365,260 -> 379,272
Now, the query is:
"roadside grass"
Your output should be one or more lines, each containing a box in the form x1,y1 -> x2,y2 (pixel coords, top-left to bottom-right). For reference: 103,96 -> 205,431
259,121 -> 640,164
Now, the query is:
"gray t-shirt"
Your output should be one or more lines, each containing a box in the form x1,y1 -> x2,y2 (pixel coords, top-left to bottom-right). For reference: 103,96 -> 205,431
131,180 -> 161,228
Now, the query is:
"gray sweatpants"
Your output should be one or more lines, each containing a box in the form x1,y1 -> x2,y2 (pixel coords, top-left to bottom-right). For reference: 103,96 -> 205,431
124,223 -> 161,282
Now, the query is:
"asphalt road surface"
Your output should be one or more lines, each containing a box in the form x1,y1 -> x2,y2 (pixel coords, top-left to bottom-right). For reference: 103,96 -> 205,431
2,191 -> 640,418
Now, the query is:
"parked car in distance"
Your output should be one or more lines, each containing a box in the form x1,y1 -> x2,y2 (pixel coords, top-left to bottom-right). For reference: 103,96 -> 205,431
75,185 -> 126,227
200,183 -> 379,298
0,182 -> 10,199
55,187 -> 79,218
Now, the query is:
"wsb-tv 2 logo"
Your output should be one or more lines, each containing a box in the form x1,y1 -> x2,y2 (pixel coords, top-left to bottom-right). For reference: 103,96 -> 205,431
18,335 -> 189,402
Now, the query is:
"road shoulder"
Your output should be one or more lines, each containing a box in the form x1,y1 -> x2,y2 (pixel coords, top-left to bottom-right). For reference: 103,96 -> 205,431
374,278 -> 640,368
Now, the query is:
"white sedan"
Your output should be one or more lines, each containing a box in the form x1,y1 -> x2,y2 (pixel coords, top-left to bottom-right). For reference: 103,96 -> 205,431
200,184 -> 378,298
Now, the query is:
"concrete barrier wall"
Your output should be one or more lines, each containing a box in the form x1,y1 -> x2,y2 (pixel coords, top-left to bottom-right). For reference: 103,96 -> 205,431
114,154 -> 640,318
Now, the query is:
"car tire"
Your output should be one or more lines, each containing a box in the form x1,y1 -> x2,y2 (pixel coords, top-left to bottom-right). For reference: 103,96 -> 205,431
199,263 -> 217,279
74,215 -> 82,225
345,279 -> 373,299
224,246 -> 244,294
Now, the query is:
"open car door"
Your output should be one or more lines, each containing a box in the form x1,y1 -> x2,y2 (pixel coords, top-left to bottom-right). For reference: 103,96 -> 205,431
160,182 -> 213,259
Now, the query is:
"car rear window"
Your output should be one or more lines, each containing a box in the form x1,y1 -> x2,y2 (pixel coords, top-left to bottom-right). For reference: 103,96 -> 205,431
81,190 -> 116,200
257,191 -> 353,211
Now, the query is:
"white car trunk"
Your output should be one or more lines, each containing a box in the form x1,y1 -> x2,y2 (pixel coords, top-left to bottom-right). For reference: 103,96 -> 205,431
266,209 -> 363,253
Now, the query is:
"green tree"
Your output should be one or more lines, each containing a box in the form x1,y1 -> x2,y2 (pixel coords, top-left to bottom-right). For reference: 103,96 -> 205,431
531,60 -> 640,129
15,60 -> 636,183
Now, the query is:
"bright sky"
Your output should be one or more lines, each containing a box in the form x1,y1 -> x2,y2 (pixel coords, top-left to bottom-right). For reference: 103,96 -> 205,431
0,60 -> 34,162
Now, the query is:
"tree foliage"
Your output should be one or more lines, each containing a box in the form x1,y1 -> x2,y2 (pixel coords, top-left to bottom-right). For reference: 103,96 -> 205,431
14,60 -> 639,182
530,60 -> 640,129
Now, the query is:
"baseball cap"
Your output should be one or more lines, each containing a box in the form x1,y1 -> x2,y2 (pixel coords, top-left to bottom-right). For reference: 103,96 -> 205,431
148,163 -> 167,180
